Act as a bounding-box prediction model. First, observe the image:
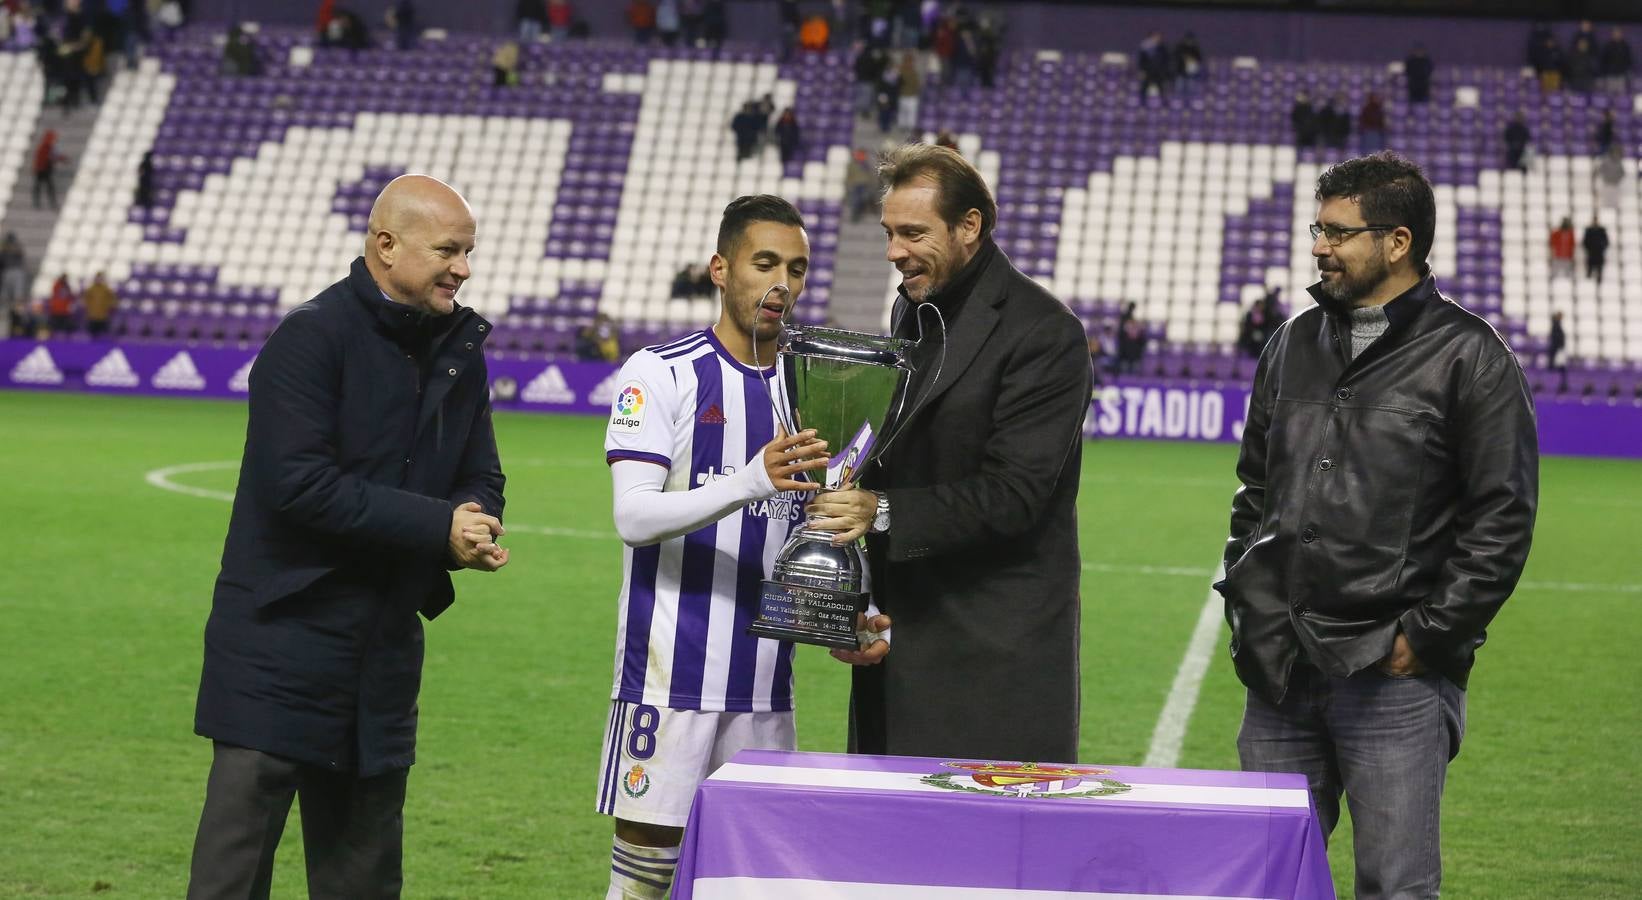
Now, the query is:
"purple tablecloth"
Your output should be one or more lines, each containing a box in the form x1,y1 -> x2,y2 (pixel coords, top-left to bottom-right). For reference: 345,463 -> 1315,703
675,750 -> 1335,899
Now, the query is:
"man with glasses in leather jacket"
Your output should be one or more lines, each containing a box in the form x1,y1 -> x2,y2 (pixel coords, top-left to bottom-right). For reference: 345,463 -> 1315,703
1216,152 -> 1538,900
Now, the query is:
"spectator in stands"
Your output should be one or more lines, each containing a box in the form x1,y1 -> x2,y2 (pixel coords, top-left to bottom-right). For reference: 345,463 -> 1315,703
45,273 -> 76,335
1548,310 -> 1567,373
1358,92 -> 1386,154
702,0 -> 726,50
1582,217 -> 1609,284
1117,314 -> 1147,375
1601,26 -> 1633,93
1290,91 -> 1318,149
853,44 -> 884,119
1175,31 -> 1204,91
680,0 -> 705,47
775,107 -> 801,166
1533,33 -> 1565,92
83,271 -> 117,339
156,1 -> 186,38
655,0 -> 679,46
516,0 -> 545,43
875,75 -> 899,133
934,129 -> 958,152
80,23 -> 106,103
1088,324 -> 1115,383
222,24 -> 260,77
896,51 -> 921,133
625,0 -> 655,43
949,11 -> 979,87
798,13 -> 829,53
846,148 -> 876,221
133,150 -> 155,208
1238,292 -> 1276,358
1504,111 -> 1531,171
492,40 -> 520,87
1526,22 -> 1552,69
0,232 -> 27,337
930,12 -> 956,84
974,17 -> 999,89
546,0 -> 572,40
670,263 -> 713,299
777,0 -> 799,55
1596,144 -> 1625,210
1567,32 -> 1598,94
1403,44 -> 1433,104
55,5 -> 94,111
31,130 -> 65,210
575,312 -> 620,362
386,0 -> 416,51
34,25 -> 65,108
731,101 -> 763,161
1137,30 -> 1171,102
1594,109 -> 1617,156
1321,93 -> 1350,150
316,0 -> 338,37
322,10 -> 371,51
1550,217 -> 1576,278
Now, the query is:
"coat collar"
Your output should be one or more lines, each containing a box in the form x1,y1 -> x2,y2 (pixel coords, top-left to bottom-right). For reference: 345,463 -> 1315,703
885,240 -> 1012,437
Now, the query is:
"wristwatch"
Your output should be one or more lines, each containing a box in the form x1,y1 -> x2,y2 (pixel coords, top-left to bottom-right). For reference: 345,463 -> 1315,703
871,493 -> 891,533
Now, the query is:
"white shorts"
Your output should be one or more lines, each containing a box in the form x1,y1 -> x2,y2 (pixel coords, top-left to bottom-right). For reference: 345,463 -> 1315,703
594,700 -> 796,827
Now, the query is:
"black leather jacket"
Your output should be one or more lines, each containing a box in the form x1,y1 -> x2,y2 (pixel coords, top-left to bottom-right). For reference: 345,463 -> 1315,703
1216,275 -> 1538,704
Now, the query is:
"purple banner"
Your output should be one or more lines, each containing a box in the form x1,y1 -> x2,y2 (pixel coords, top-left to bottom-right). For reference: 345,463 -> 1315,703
4,340 -> 1639,459
674,749 -> 1335,899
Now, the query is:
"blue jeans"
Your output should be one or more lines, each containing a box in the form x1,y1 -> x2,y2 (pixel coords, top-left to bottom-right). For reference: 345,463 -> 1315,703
1238,661 -> 1465,900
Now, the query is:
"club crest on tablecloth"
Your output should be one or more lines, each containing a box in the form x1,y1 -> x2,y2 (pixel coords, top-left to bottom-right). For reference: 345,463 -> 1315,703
921,761 -> 1132,799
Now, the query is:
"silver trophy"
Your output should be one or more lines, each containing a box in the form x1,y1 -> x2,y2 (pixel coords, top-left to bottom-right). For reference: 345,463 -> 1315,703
747,325 -> 914,649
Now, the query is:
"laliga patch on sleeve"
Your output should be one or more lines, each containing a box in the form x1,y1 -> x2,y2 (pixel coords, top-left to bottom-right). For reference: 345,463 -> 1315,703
609,381 -> 647,433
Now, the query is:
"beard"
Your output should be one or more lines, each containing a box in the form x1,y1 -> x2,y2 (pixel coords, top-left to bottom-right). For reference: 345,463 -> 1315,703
1317,252 -> 1390,304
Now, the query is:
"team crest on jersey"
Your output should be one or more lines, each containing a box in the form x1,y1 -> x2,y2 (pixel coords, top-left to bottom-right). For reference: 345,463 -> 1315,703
622,764 -> 652,798
921,762 -> 1132,799
611,382 -> 646,433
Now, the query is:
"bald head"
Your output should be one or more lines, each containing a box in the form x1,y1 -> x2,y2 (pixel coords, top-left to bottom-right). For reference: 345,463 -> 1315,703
364,174 -> 477,316
366,174 -> 473,247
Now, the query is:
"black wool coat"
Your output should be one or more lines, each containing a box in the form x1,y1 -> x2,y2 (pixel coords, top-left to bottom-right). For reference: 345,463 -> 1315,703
852,243 -> 1092,763
195,257 -> 504,776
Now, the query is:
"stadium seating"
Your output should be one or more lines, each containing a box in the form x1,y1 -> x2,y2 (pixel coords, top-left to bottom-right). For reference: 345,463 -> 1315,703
0,52 -> 44,222
919,54 -> 1642,385
28,27 -> 852,354
7,27 -> 1640,398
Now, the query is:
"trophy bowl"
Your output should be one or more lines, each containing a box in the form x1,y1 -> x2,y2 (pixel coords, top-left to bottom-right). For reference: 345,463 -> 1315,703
747,325 -> 914,649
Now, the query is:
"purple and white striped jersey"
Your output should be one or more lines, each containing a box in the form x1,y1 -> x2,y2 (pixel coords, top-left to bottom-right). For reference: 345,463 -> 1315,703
604,328 -> 805,712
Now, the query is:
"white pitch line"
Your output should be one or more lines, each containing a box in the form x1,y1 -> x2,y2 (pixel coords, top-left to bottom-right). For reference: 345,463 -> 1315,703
1142,562 -> 1227,770
1083,561 -> 1214,578
145,460 -> 237,502
142,463 -> 1642,594
502,523 -> 615,541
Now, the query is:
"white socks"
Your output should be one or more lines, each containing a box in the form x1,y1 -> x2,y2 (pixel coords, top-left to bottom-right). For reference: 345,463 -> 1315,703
606,835 -> 680,900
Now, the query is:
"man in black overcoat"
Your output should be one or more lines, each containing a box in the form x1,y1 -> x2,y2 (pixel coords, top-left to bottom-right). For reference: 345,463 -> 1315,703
187,175 -> 509,899
811,144 -> 1092,763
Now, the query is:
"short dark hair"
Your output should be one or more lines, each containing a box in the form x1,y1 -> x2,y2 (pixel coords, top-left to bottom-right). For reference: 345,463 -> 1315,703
1315,151 -> 1436,274
716,194 -> 805,257
877,143 -> 997,240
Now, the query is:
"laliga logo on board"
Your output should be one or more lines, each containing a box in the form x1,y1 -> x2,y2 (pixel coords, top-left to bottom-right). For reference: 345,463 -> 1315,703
588,370 -> 621,406
921,761 -> 1132,799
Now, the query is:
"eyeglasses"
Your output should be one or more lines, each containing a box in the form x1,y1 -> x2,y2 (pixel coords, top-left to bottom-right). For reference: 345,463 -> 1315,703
1309,223 -> 1398,246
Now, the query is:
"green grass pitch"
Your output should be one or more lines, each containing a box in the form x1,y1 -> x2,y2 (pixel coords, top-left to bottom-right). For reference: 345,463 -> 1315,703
1,391 -> 1637,897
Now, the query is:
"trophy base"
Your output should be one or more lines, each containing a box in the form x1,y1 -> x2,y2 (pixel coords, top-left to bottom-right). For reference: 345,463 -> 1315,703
747,580 -> 866,650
